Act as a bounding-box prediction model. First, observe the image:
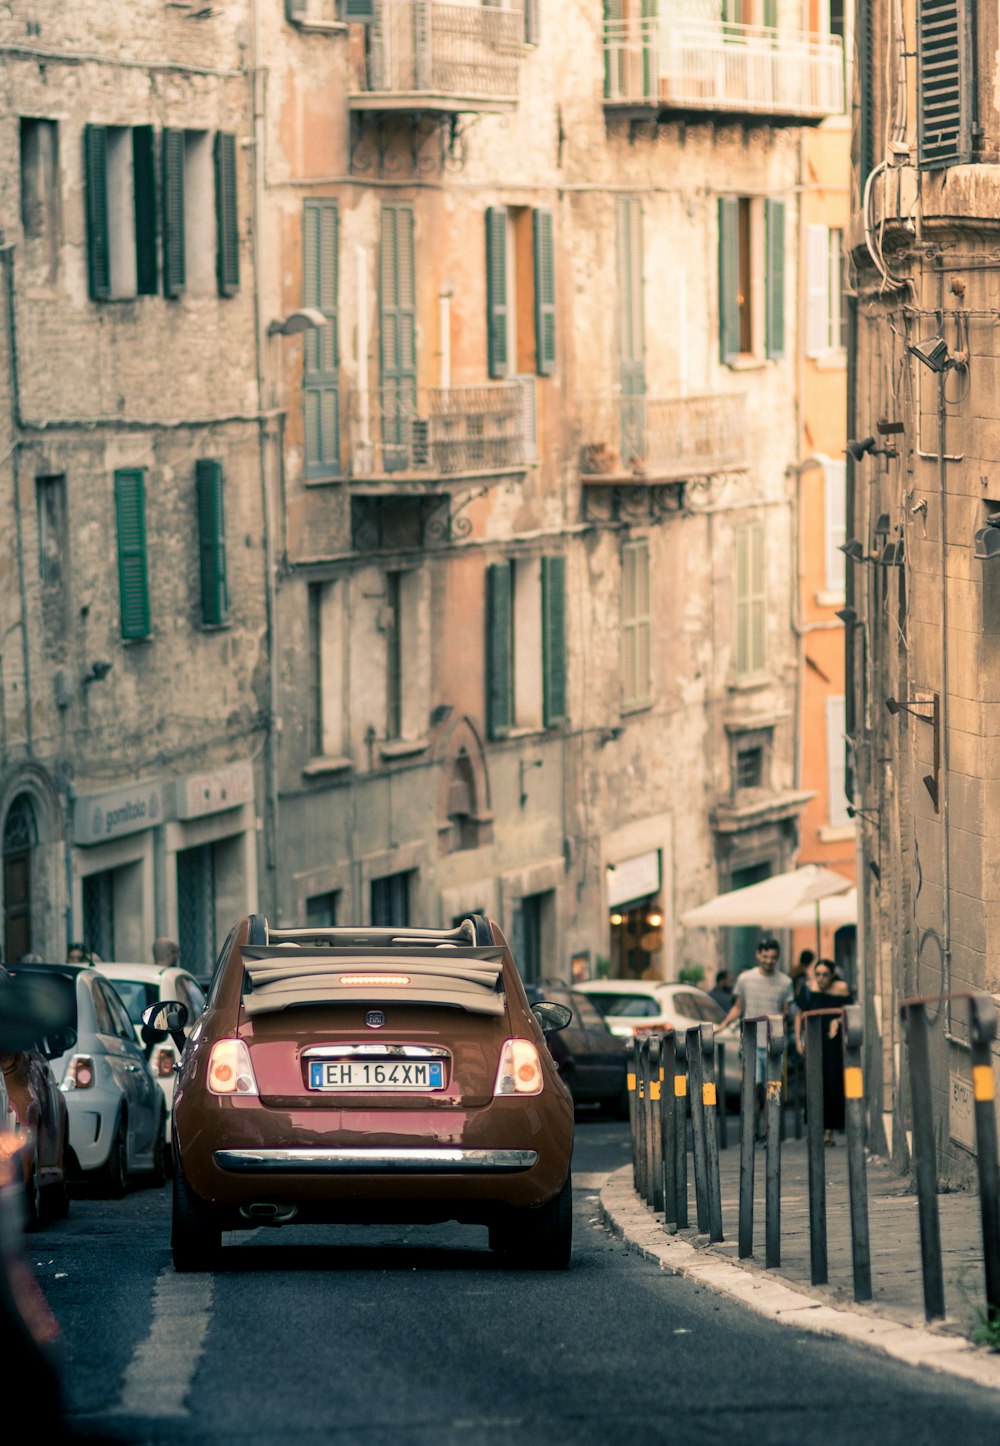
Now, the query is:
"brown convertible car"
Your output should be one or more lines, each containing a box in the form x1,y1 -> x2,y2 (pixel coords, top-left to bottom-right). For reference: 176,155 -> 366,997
146,914 -> 575,1272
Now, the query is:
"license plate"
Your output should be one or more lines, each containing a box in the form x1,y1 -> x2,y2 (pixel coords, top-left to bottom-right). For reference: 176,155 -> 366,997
308,1060 -> 445,1091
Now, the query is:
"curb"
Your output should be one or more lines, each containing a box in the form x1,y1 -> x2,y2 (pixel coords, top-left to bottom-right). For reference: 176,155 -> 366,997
600,1165 -> 1000,1394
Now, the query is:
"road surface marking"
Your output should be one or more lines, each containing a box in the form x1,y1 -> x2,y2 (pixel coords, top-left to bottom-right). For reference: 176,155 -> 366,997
112,1268 -> 214,1418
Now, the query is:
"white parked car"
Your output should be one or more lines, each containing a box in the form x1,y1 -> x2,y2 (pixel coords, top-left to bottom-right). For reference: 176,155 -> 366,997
574,980 -> 742,1097
94,962 -> 206,1141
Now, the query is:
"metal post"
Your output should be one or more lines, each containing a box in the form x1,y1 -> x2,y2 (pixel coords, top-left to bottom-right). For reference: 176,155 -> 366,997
648,1036 -> 664,1213
765,1014 -> 784,1270
626,1038 -> 638,1190
687,1026 -> 710,1234
674,1032 -> 689,1229
637,1036 -> 650,1204
701,1024 -> 724,1242
661,1029 -> 678,1229
716,1041 -> 729,1151
738,1016 -> 756,1258
903,1000 -> 945,1321
842,1004 -> 872,1302
804,1011 -> 828,1285
968,995 -> 1000,1318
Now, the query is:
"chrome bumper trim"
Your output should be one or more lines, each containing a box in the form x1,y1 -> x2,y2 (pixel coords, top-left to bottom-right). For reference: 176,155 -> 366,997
213,1147 -> 539,1174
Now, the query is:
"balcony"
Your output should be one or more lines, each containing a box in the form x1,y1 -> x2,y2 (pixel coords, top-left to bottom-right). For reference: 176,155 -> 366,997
345,379 -> 536,480
577,392 -> 747,486
348,0 -> 525,113
603,18 -> 845,125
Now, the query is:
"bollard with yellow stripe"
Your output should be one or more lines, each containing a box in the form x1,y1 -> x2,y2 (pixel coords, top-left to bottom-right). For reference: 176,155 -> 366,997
844,1065 -> 864,1100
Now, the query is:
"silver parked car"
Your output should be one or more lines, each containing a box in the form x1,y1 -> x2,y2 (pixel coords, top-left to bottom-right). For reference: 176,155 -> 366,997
10,963 -> 166,1197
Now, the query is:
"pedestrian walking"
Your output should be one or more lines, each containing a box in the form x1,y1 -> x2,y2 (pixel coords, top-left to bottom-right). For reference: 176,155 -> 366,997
152,937 -> 180,968
794,958 -> 851,1145
709,969 -> 734,1013
718,936 -> 793,1136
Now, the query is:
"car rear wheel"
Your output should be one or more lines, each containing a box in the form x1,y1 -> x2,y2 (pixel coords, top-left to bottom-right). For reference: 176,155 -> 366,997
97,1118 -> 128,1200
489,1174 -> 573,1270
172,1163 -> 221,1273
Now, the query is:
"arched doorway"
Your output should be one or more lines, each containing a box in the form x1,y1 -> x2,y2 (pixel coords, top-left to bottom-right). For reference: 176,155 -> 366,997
4,794 -> 38,964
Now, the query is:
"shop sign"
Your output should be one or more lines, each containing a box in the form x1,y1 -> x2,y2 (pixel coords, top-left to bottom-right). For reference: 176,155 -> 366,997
607,849 -> 661,908
175,761 -> 254,820
949,1071 -> 975,1153
74,783 -> 164,846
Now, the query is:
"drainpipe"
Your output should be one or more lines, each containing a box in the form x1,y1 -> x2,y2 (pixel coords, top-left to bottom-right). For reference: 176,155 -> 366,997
934,264 -> 953,1035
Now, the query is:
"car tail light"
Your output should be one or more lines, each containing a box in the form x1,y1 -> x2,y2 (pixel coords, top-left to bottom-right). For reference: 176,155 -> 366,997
154,1047 -> 175,1078
61,1055 -> 95,1090
493,1039 -> 544,1096
207,1039 -> 258,1096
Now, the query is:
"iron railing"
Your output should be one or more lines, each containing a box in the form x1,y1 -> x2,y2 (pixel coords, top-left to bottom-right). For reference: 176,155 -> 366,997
603,18 -> 845,120
577,392 -> 747,481
346,379 -> 535,477
351,0 -> 524,107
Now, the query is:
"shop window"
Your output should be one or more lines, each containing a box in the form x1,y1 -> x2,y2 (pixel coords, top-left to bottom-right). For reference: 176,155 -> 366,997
177,843 -> 217,970
607,899 -> 663,980
82,871 -> 115,961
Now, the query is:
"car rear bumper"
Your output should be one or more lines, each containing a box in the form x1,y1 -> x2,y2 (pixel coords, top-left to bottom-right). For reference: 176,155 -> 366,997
214,1147 -> 539,1173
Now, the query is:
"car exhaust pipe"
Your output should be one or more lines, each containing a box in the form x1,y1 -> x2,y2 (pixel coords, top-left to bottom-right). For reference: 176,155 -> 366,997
240,1202 -> 298,1225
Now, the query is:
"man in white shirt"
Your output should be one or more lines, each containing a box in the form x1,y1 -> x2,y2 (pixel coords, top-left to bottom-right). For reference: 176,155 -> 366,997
718,936 -> 793,1135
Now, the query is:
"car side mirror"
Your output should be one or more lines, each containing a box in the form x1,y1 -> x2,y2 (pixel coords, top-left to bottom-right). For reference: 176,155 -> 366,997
531,1000 -> 573,1034
142,1000 -> 189,1052
140,1024 -> 168,1048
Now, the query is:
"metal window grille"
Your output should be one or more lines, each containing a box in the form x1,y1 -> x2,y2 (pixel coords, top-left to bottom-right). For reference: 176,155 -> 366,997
177,844 -> 216,972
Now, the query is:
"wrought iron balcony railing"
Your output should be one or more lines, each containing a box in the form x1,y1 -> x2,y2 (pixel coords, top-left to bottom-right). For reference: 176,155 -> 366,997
346,379 -> 536,478
603,18 -> 845,123
577,392 -> 747,483
349,0 -> 525,111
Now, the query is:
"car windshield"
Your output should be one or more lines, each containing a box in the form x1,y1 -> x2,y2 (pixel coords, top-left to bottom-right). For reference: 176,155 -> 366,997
107,979 -> 159,1025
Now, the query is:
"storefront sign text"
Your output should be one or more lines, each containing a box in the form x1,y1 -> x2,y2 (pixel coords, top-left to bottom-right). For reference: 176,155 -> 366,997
176,761 -> 254,820
74,783 -> 164,846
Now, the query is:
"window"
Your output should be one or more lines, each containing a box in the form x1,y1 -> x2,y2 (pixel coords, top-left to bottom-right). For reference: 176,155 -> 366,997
386,570 -> 403,740
307,580 -> 344,758
20,118 -> 60,279
826,695 -> 850,826
616,196 -> 646,464
36,474 -> 66,592
306,891 -> 338,927
917,0 -> 973,169
196,459 -> 228,627
114,468 -> 150,640
486,206 -> 557,379
824,458 -> 847,593
486,555 -> 566,738
733,522 -> 766,676
303,199 -> 340,478
805,225 -> 846,357
371,870 -> 411,927
735,746 -> 763,789
214,132 -> 240,295
718,196 -> 785,363
84,125 -> 157,300
621,538 -> 650,707
162,129 -> 216,298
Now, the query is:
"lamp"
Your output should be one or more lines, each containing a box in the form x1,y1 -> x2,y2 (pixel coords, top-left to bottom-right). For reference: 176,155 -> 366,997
839,538 -> 873,563
267,308 -> 327,338
974,512 -> 1000,561
907,335 -> 967,373
835,605 -> 858,625
81,660 -> 113,686
885,694 -> 940,811
878,539 -> 905,567
874,513 -> 891,536
846,803 -> 880,826
847,435 -> 898,462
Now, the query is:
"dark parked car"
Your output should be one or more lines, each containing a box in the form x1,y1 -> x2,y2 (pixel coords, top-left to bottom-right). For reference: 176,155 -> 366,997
0,965 -> 73,1225
147,913 -> 575,1272
526,983 -> 629,1118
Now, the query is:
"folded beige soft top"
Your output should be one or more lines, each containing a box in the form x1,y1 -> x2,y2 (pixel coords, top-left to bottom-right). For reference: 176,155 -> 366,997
240,945 -> 507,1017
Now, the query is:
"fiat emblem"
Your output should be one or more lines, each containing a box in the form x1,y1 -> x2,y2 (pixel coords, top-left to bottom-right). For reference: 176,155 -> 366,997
365,1009 -> 386,1029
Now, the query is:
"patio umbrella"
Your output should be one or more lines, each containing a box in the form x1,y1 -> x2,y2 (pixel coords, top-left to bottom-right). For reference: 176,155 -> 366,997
679,864 -> 854,930
783,886 -> 857,930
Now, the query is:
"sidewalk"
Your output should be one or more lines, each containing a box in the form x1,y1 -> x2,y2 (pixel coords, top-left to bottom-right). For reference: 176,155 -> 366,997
599,1131 -> 1000,1392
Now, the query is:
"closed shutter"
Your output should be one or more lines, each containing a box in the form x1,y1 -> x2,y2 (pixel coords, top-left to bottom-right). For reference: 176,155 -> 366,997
133,127 -> 159,297
826,695 -> 850,826
616,197 -> 646,464
765,199 -> 785,359
486,206 -> 509,379
604,0 -> 624,98
162,128 -> 186,298
486,562 -> 512,739
380,204 -> 417,462
763,0 -> 777,25
303,199 -> 340,478
343,0 -> 375,18
115,469 -> 150,640
524,0 -> 541,45
824,459 -> 847,592
84,125 -> 111,301
214,132 -> 240,296
542,555 -> 566,726
533,208 -> 556,376
622,538 -> 650,706
717,197 -> 740,364
805,224 -> 830,357
858,0 -> 875,186
917,0 -> 973,168
196,459 -> 228,627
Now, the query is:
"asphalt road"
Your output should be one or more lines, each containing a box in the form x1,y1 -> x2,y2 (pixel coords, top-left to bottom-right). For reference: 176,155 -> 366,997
27,1114 -> 1000,1444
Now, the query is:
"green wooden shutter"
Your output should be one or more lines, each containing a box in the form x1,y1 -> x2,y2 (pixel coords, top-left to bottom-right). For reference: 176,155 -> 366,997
342,0 -> 375,18
917,0 -> 973,168
604,0 -> 624,98
524,0 -> 540,44
718,197 -> 740,364
486,562 -> 512,739
765,199 -> 785,359
542,555 -> 566,726
380,204 -> 417,464
303,199 -> 340,478
84,125 -> 111,301
214,132 -> 240,296
533,208 -> 556,377
486,206 -> 509,379
616,197 -> 646,464
196,459 -> 228,627
115,469 -> 150,640
161,128 -> 186,299
133,127 -> 158,297
763,0 -> 777,25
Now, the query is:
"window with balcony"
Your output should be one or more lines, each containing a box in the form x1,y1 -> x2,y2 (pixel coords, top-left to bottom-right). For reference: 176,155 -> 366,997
621,537 -> 651,707
805,224 -> 846,358
486,206 -> 557,379
486,556 -> 566,737
733,522 -> 766,677
304,199 -> 341,479
718,196 -> 784,364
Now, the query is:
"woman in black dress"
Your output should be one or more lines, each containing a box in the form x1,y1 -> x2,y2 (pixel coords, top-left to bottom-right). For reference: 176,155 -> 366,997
795,959 -> 851,1144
